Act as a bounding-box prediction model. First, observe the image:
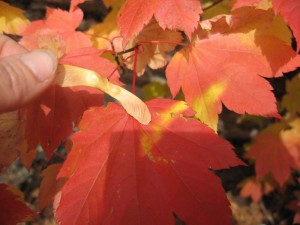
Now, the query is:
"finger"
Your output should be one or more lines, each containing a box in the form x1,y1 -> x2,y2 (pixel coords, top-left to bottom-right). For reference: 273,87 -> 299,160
0,50 -> 58,113
0,35 -> 28,57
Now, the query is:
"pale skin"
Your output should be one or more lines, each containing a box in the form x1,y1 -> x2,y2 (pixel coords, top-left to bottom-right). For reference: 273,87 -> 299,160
0,35 -> 57,113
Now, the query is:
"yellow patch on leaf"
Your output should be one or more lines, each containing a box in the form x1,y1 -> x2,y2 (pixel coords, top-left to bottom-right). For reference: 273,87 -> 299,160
192,82 -> 227,132
140,101 -> 190,162
157,101 -> 190,126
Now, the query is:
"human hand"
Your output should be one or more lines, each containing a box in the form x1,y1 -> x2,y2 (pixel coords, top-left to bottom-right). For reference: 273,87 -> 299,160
0,35 -> 57,113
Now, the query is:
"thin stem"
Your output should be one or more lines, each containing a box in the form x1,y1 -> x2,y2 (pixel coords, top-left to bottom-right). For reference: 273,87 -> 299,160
202,0 -> 224,11
137,40 -> 188,47
122,53 -> 137,64
54,151 -> 66,161
107,53 -> 136,78
111,36 -> 124,44
110,39 -> 122,68
116,46 -> 137,55
132,46 -> 139,94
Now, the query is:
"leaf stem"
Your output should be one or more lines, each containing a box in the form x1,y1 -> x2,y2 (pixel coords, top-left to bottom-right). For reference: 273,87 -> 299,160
116,46 -> 137,55
53,151 -> 66,160
137,40 -> 188,47
107,53 -> 136,78
132,46 -> 139,94
202,0 -> 224,11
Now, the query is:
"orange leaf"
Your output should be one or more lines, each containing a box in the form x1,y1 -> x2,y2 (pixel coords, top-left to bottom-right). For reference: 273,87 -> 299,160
21,7 -> 91,54
247,122 -> 300,186
55,99 -> 244,225
239,177 -> 274,203
166,8 -> 300,130
154,0 -> 202,39
117,0 -> 159,44
117,0 -> 202,44
239,178 -> 263,203
45,7 -> 83,31
39,164 -> 67,210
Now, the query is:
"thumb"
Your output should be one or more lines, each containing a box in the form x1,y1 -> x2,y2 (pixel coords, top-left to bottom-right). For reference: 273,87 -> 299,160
0,50 -> 57,113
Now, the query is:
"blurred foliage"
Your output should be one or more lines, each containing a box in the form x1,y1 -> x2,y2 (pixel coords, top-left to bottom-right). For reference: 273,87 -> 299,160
142,81 -> 171,101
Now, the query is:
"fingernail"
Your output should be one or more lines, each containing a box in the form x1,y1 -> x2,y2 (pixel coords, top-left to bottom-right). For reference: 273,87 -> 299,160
20,50 -> 58,82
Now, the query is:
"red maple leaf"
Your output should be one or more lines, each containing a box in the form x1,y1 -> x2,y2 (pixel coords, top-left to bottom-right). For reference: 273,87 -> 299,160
55,99 -> 244,225
117,0 -> 202,44
0,184 -> 35,225
21,86 -> 103,159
